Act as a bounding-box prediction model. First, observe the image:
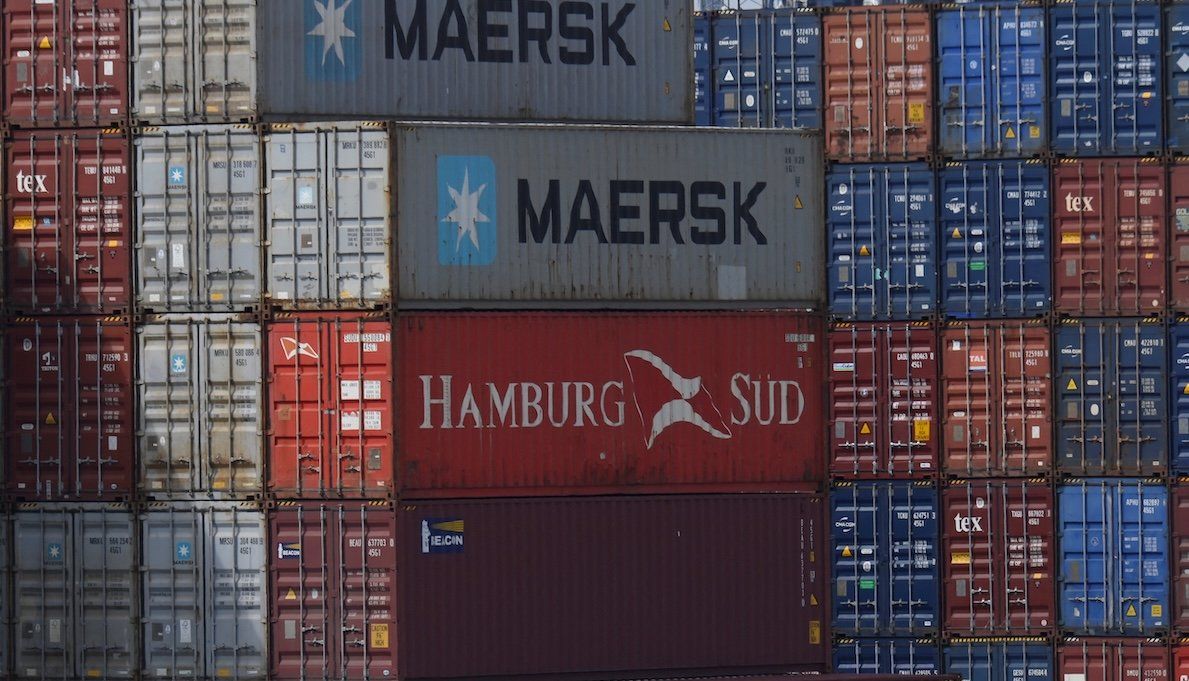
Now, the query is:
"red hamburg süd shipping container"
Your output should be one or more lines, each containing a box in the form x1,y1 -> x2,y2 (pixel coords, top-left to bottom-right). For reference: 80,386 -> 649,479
942,479 -> 1056,636
829,322 -> 938,479
941,321 -> 1052,477
3,0 -> 128,128
823,7 -> 933,162
398,312 -> 824,498
5,316 -> 133,499
399,494 -> 826,680
267,313 -> 392,498
1053,159 -> 1166,315
1057,638 -> 1169,681
269,501 -> 396,680
1172,162 -> 1189,311
1172,482 -> 1189,631
5,129 -> 131,314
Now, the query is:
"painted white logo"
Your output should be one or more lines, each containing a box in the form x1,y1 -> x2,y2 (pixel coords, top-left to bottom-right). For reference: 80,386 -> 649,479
624,350 -> 732,449
1064,193 -> 1094,212
421,521 -> 430,554
953,513 -> 984,533
308,0 -> 356,66
444,169 -> 490,257
279,337 -> 320,361
16,170 -> 47,194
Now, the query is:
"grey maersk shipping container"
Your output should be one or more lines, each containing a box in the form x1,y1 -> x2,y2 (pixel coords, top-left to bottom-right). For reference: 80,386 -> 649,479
132,0 -> 693,125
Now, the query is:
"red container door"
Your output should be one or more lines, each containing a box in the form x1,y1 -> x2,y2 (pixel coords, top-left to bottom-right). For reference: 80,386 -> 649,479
3,0 -> 128,127
6,131 -> 131,314
942,322 -> 1052,477
1174,483 -> 1189,631
1175,644 -> 1189,681
1053,159 -> 1166,315
267,315 -> 393,498
942,480 -> 1055,635
1172,164 -> 1189,311
6,317 -> 133,499
269,503 -> 334,680
829,322 -> 938,478
1057,638 -> 1169,681
338,505 -> 397,678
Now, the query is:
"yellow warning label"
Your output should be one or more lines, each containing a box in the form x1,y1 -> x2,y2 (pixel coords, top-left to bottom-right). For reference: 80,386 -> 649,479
860,423 -> 872,435
794,195 -> 805,210
1067,379 -> 1078,391
212,480 -> 227,489
951,551 -> 971,565
86,671 -> 101,678
810,594 -> 819,606
285,588 -> 297,601
908,103 -> 925,123
210,292 -> 225,301
1183,384 -> 1189,395
952,228 -> 962,238
106,240 -> 118,248
1005,127 -> 1016,139
38,36 -> 51,49
216,669 -> 231,678
809,621 -> 821,645
1030,126 -> 1040,139
663,19 -> 672,32
913,419 -> 931,442
841,546 -> 853,558
1061,232 -> 1082,245
13,217 -> 33,231
370,623 -> 390,649
1127,604 -> 1137,617
859,245 -> 871,257
45,412 -> 56,426
1153,604 -> 1163,618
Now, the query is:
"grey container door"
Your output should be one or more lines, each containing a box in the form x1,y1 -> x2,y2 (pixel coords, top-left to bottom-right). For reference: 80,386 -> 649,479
209,507 -> 267,678
135,126 -> 262,311
78,510 -> 136,678
142,509 -> 203,678
14,511 -> 70,679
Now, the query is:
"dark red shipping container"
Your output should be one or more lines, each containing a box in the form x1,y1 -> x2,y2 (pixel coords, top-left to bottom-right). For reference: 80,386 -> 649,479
3,0 -> 128,127
1173,163 -> 1189,311
1053,159 -> 1166,316
1057,638 -> 1169,681
823,7 -> 934,162
942,479 -> 1056,636
5,129 -> 131,314
1174,643 -> 1189,681
5,316 -> 133,499
267,313 -> 392,498
829,322 -> 939,479
941,321 -> 1052,477
397,312 -> 825,498
269,500 -> 396,680
399,494 -> 826,680
1173,482 -> 1189,632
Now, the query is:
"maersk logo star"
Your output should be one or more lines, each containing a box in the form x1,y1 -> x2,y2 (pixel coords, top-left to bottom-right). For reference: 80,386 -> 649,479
438,156 -> 497,266
445,169 -> 489,256
305,0 -> 359,80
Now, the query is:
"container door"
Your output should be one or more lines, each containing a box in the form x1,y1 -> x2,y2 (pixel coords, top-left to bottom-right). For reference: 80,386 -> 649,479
270,505 -> 336,679
337,504 -> 396,679
0,518 -> 9,676
205,320 -> 263,494
139,320 -> 200,494
711,12 -> 765,127
1171,165 -> 1189,310
937,7 -> 990,156
1059,638 -> 1170,681
824,10 -> 878,159
878,9 -> 931,160
1173,323 -> 1189,473
14,511 -> 71,678
991,7 -> 1045,155
74,320 -> 135,497
194,0 -> 256,122
770,11 -> 822,129
78,509 -> 136,678
1171,6 -> 1189,152
1114,323 -> 1167,475
329,321 -> 392,496
209,507 -> 266,679
834,638 -> 939,675
1174,486 -> 1189,630
131,0 -> 188,123
8,322 -> 69,499
693,15 -> 711,127
944,641 -> 1052,681
142,509 -> 203,679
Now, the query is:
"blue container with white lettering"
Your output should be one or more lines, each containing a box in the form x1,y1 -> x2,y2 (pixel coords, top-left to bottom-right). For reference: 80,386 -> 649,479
1169,319 -> 1189,473
944,639 -> 1053,681
833,637 -> 940,675
831,481 -> 940,635
1168,4 -> 1189,152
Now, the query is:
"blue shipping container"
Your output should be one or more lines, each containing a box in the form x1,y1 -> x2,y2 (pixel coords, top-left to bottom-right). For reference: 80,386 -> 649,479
944,639 -> 1053,681
939,160 -> 1051,317
831,481 -> 940,635
1170,319 -> 1189,473
833,637 -> 940,675
1058,480 -> 1169,635
937,4 -> 1046,158
1169,5 -> 1189,152
695,14 -> 712,126
1049,1 -> 1163,155
829,164 -> 938,320
1055,320 -> 1168,476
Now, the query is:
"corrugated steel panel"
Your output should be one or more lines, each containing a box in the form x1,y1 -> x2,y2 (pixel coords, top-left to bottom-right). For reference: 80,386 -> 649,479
6,318 -> 134,500
399,494 -> 826,679
1177,644 -> 1189,681
937,4 -> 1046,158
1172,163 -> 1189,310
141,501 -> 266,680
1170,321 -> 1189,473
138,315 -> 263,497
134,125 -> 263,313
942,480 -> 1055,635
1057,638 -> 1169,681
3,0 -> 129,128
939,160 -> 1051,318
943,638 -> 1053,681
941,321 -> 1052,478
5,129 -> 132,314
695,13 -> 712,126
1053,159 -> 1166,316
823,7 -> 933,161
1173,482 -> 1189,631
267,314 -> 393,498
1058,480 -> 1169,634
134,0 -> 692,125
828,322 -> 939,479
1171,7 -> 1189,153
398,312 -> 824,497
1049,1 -> 1163,155
13,503 -> 137,679
1055,319 -> 1167,476
0,513 -> 9,676
833,637 -> 940,675
395,123 -> 823,306
828,163 -> 937,320
831,481 -> 940,636
265,122 -> 390,310
269,501 -> 396,680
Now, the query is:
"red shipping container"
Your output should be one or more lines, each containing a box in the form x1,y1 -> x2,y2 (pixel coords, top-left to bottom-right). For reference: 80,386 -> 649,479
5,316 -> 133,499
941,321 -> 1052,477
1174,483 -> 1189,631
269,500 -> 396,680
1173,163 -> 1189,311
3,0 -> 128,127
823,7 -> 933,162
829,322 -> 938,479
1053,159 -> 1166,315
5,129 -> 131,314
942,479 -> 1056,636
1057,638 -> 1169,681
1174,643 -> 1189,681
267,314 -> 392,498
399,494 -> 826,680
397,312 -> 825,497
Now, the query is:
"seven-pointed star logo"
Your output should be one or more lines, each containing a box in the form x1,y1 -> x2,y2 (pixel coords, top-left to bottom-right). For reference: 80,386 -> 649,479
444,169 -> 490,256
308,0 -> 356,66
47,543 -> 62,560
176,542 -> 192,561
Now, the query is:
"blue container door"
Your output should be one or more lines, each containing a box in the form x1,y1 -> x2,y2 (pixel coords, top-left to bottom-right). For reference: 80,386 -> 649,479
1172,320 -> 1189,472
712,13 -> 765,127
769,11 -> 822,129
944,641 -> 1053,681
831,482 -> 940,635
834,638 -> 940,675
1055,321 -> 1168,476
1169,6 -> 1189,152
828,164 -> 938,320
937,5 -> 1045,157
1058,480 -> 1169,634
1050,2 -> 1163,155
939,161 -> 1051,317
694,14 -> 712,126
